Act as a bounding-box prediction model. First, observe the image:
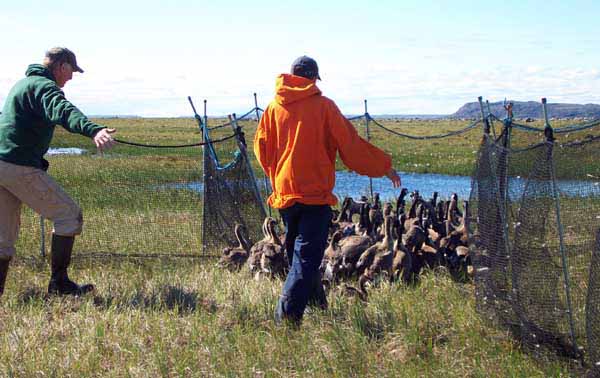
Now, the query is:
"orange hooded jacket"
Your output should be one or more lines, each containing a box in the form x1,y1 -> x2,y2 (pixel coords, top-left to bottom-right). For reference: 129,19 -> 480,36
254,74 -> 393,209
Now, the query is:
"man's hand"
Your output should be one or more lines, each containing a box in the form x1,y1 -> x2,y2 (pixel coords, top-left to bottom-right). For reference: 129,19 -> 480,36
386,168 -> 401,188
93,128 -> 116,152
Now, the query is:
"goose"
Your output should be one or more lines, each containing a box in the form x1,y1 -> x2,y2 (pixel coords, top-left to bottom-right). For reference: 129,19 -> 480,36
339,196 -> 367,223
321,231 -> 344,282
447,193 -> 463,227
356,215 -> 394,281
391,218 -> 413,283
408,190 -> 421,219
218,223 -> 251,271
429,191 -> 438,209
395,188 -> 409,216
247,217 -> 279,274
372,192 -> 382,211
383,202 -> 393,217
259,218 -> 287,278
337,231 -> 374,278
341,275 -> 369,302
369,205 -> 384,241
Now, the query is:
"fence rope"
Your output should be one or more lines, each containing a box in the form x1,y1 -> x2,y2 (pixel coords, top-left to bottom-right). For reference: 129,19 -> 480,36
491,114 -> 600,134
114,132 -> 239,148
367,114 -> 482,140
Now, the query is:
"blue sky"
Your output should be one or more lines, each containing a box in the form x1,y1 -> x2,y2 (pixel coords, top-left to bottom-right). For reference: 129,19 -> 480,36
1,0 -> 599,116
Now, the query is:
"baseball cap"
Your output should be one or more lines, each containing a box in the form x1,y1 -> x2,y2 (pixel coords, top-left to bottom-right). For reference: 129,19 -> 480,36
291,55 -> 321,80
45,47 -> 84,73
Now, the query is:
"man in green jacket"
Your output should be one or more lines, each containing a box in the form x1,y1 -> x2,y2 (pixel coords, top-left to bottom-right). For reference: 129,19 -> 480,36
0,47 -> 116,298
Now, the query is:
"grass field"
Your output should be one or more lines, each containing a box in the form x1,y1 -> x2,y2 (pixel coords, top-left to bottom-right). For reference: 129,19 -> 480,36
1,260 -> 575,377
3,116 -> 598,376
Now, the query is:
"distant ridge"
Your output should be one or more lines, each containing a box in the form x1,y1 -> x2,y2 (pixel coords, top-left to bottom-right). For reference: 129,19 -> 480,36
452,101 -> 600,120
89,115 -> 141,119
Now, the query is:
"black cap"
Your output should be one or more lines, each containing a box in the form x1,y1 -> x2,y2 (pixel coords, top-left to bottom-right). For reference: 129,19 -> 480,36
45,47 -> 84,73
291,55 -> 321,80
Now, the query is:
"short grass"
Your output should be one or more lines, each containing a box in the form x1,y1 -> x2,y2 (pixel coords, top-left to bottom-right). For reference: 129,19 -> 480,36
0,260 -> 575,377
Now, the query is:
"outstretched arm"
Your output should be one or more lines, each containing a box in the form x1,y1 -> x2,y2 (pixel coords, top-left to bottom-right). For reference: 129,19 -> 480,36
37,83 -> 117,151
327,101 -> 400,186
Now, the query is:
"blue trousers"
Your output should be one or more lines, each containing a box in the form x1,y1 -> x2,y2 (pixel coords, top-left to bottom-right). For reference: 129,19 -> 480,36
275,203 -> 332,324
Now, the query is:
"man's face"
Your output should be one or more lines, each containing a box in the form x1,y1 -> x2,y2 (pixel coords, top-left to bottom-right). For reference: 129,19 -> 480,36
52,62 -> 74,88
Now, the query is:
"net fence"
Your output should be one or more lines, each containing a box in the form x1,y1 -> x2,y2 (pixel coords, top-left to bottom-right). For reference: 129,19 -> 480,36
470,116 -> 600,369
200,113 -> 266,256
16,108 -> 265,259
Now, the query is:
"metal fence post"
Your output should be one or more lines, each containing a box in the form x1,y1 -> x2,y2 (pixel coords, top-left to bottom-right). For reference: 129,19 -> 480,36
486,100 -> 496,138
364,99 -> 374,200
544,97 -> 580,356
478,96 -> 490,135
254,93 -> 271,217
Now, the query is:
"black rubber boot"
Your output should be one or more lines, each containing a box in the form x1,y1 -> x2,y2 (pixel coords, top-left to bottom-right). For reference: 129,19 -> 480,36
0,257 -> 11,298
48,235 -> 94,296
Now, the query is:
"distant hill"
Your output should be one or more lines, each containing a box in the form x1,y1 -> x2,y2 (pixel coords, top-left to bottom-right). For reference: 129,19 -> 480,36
452,101 -> 600,120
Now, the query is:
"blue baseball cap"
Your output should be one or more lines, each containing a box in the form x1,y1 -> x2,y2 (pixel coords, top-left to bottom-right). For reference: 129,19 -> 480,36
291,55 -> 321,80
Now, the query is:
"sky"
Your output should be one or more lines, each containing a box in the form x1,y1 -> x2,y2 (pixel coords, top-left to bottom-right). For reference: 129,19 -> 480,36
1,0 -> 599,116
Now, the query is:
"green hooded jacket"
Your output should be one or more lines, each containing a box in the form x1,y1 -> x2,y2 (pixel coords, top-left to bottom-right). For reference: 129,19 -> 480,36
0,64 -> 105,169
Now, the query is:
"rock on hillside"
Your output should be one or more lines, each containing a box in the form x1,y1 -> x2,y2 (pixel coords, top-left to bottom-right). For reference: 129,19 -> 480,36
452,101 -> 600,119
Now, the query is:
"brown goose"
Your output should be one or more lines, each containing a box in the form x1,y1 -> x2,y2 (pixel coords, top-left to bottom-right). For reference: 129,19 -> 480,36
356,215 -> 394,281
247,217 -> 278,274
218,223 -> 251,271
321,231 -> 344,282
395,188 -> 409,216
259,218 -> 287,278
341,275 -> 369,302
391,219 -> 413,283
338,232 -> 374,278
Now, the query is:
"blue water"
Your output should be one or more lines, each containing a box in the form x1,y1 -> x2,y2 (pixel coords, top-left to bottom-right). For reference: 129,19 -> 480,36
172,170 -> 600,201
46,148 -> 87,156
172,171 -> 473,201
334,171 -> 471,201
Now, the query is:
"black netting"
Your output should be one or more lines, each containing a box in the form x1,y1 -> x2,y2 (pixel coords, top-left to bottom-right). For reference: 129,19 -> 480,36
27,143 -> 206,257
16,109 -> 267,259
201,119 -> 266,255
471,127 -> 600,366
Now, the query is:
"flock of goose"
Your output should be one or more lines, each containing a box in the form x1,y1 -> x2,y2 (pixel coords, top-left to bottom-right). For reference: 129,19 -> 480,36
218,189 -> 473,300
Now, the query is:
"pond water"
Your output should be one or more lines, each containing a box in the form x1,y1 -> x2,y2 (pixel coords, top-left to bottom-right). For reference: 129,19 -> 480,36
173,170 -> 600,202
333,171 -> 471,201
46,148 -> 87,156
172,171 -> 473,201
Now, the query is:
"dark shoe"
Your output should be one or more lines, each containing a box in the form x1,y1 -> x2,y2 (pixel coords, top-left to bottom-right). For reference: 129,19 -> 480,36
0,257 -> 11,298
47,235 -> 94,296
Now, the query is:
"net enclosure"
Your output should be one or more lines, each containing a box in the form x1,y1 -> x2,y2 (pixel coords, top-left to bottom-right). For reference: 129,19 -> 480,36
470,100 -> 600,371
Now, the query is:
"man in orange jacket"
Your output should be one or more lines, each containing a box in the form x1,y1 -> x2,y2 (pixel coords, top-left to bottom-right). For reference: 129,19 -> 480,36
254,56 -> 401,325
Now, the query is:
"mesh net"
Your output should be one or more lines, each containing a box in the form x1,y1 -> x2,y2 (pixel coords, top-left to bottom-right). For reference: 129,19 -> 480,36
471,120 -> 600,365
16,111 -> 266,258
201,116 -> 266,255
22,142 -> 206,257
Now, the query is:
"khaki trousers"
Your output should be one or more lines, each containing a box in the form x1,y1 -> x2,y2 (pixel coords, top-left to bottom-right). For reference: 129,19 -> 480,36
0,160 -> 82,259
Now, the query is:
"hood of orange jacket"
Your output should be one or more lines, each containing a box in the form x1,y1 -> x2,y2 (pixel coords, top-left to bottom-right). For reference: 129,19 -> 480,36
274,74 -> 321,105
